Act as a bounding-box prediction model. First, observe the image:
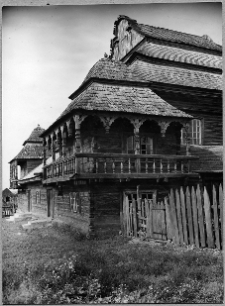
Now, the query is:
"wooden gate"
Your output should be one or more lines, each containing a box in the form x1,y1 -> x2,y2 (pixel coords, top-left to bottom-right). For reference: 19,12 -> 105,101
123,195 -> 167,240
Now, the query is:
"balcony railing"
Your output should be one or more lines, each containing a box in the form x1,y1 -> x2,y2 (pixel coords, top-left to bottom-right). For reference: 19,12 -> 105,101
43,152 -> 198,181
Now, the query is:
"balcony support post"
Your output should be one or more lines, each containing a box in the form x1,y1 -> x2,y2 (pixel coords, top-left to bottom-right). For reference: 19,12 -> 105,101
184,123 -> 191,156
51,133 -> 56,162
74,115 -> 83,174
134,127 -> 140,173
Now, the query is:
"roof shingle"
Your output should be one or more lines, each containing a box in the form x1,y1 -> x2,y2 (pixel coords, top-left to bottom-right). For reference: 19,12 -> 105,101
23,125 -> 45,145
60,82 -> 192,120
10,144 -> 43,162
130,59 -> 222,90
135,42 -> 222,70
114,15 -> 222,53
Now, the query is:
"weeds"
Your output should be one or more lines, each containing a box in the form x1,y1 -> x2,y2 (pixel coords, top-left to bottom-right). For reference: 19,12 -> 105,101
2,219 -> 223,304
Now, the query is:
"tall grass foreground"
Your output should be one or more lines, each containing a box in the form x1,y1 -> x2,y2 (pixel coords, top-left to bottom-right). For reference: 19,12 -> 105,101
2,218 -> 223,304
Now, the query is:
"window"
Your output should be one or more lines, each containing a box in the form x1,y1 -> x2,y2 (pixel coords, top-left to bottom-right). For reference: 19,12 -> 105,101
181,119 -> 202,145
140,137 -> 153,154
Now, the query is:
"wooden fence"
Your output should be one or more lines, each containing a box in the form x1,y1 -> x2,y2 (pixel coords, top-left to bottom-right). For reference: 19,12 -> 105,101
123,184 -> 223,249
2,203 -> 14,217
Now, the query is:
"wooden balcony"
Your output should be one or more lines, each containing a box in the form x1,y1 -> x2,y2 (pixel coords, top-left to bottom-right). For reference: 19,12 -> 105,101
43,152 -> 199,184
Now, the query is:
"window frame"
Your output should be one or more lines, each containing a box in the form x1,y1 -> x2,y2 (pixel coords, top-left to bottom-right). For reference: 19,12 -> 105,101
181,119 -> 203,145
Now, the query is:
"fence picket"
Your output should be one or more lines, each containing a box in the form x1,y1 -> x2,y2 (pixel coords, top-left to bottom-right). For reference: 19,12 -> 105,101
196,185 -> 206,248
180,187 -> 188,244
213,185 -> 220,249
191,186 -> 199,248
123,196 -> 127,235
219,184 -> 223,243
175,189 -> 183,244
186,186 -> 194,245
169,189 -> 179,244
146,198 -> 152,238
126,197 -> 130,237
203,187 -> 214,248
165,197 -> 173,240
132,199 -> 138,237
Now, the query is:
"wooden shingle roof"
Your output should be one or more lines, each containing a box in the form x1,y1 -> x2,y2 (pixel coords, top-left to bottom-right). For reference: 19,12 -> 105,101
130,59 -> 222,90
60,82 -> 192,120
134,42 -> 222,70
10,144 -> 43,163
23,125 -> 45,145
190,145 -> 223,172
114,15 -> 222,53
80,58 -> 141,87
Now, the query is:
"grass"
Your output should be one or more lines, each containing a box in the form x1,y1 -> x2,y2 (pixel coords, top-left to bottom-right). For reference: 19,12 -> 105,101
2,217 -> 223,304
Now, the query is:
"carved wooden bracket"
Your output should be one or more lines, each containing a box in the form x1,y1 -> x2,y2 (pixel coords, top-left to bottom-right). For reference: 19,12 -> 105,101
99,116 -> 116,133
73,114 -> 87,129
158,121 -> 170,137
130,118 -> 145,134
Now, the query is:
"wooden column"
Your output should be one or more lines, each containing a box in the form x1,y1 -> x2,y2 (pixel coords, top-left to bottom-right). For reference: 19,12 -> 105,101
184,123 -> 191,156
43,139 -> 47,166
56,130 -> 62,158
60,125 -> 67,158
51,134 -> 55,162
74,115 -> 82,174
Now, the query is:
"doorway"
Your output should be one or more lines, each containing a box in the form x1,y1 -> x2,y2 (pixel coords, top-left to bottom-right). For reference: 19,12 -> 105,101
123,190 -> 167,240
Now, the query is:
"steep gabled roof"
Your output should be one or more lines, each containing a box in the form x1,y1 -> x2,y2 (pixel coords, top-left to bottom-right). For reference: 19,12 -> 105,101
130,59 -> 222,90
190,145 -> 223,172
132,41 -> 222,70
60,82 -> 192,120
23,125 -> 45,145
113,15 -> 222,53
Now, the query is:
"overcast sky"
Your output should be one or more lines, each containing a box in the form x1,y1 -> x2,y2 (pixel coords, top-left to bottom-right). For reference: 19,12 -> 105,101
2,3 -> 222,189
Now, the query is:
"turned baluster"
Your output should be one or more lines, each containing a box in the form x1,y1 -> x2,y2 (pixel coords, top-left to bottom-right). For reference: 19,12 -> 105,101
145,159 -> 148,173
160,159 -> 163,173
96,160 -> 98,173
112,160 -> 115,174
128,158 -> 131,174
167,160 -> 170,173
121,160 -> 123,173
104,159 -> 107,174
181,161 -> 184,173
174,161 -> 177,173
153,159 -> 156,173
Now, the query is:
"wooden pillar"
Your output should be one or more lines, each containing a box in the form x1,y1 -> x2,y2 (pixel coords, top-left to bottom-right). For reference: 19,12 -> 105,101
184,123 -> 191,156
43,139 -> 47,166
74,116 -> 81,153
57,132 -> 62,158
74,115 -> 82,174
134,127 -> 140,154
51,134 -> 55,162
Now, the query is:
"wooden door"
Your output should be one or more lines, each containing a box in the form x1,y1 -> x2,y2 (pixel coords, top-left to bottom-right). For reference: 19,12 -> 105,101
47,189 -> 55,218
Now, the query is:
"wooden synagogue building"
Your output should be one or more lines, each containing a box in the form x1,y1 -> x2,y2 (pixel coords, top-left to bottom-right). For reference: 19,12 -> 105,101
9,16 -> 222,238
